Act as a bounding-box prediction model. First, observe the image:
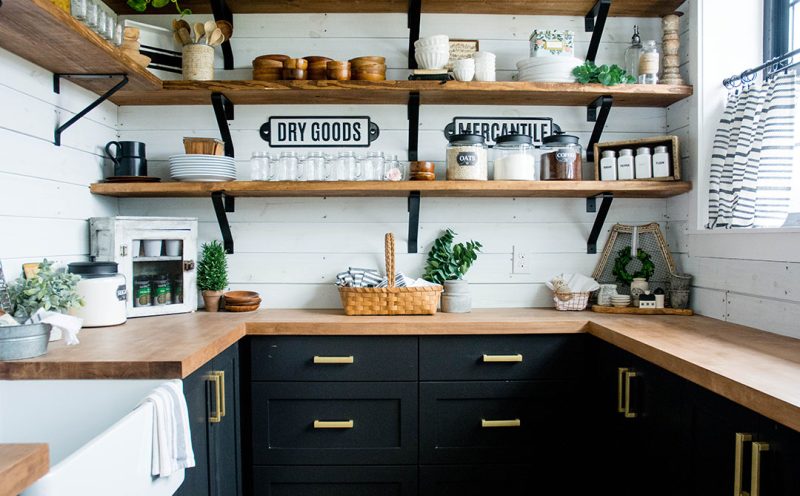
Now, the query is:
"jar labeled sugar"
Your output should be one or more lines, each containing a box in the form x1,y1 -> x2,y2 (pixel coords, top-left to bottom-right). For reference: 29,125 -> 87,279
447,134 -> 488,181
493,134 -> 537,180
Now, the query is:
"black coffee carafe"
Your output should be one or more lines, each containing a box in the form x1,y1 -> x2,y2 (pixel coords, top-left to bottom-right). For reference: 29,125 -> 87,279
105,141 -> 148,177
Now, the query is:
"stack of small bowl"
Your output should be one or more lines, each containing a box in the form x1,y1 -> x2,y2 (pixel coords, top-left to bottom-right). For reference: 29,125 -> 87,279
610,294 -> 632,308
283,58 -> 308,80
306,56 -> 332,80
326,60 -> 351,80
223,290 -> 262,312
414,35 -> 449,70
253,54 -> 289,81
350,56 -> 386,81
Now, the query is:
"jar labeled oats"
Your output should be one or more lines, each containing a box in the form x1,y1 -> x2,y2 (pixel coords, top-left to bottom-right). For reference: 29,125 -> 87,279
446,134 -> 488,181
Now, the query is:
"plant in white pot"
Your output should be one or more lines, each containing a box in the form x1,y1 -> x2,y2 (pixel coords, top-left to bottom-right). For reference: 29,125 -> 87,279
197,240 -> 228,312
422,229 -> 482,313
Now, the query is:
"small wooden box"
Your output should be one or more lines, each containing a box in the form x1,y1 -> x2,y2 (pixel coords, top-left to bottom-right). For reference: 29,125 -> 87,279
593,135 -> 681,181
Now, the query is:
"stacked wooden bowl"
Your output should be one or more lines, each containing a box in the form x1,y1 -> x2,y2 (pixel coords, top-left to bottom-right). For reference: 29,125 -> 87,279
305,56 -> 332,80
326,60 -> 351,81
283,58 -> 308,80
253,54 -> 289,81
223,290 -> 262,312
350,56 -> 386,81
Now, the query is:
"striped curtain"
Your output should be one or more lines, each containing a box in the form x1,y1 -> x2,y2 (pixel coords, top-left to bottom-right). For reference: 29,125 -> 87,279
707,71 -> 797,228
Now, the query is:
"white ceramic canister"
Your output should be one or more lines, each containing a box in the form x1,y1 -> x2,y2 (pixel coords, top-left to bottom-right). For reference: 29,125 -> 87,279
68,262 -> 127,327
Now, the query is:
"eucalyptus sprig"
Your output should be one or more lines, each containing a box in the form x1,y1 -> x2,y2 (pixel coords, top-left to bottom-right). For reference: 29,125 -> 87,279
8,259 -> 83,319
127,0 -> 192,16
422,229 -> 482,285
573,61 -> 636,86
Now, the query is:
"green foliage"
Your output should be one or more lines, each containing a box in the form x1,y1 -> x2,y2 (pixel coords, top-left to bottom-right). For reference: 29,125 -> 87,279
126,0 -> 191,16
197,241 -> 229,292
8,259 -> 83,319
422,229 -> 483,285
572,61 -> 636,86
612,247 -> 656,284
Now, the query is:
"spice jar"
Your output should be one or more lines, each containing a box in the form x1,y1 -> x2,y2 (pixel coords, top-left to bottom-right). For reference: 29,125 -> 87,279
493,134 -> 537,180
446,134 -> 488,181
151,275 -> 172,306
540,134 -> 582,180
638,40 -> 660,84
133,275 -> 151,307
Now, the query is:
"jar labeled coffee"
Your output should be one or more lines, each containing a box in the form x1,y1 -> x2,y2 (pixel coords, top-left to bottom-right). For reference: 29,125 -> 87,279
133,275 -> 152,307
151,275 -> 172,306
540,134 -> 582,180
446,134 -> 488,181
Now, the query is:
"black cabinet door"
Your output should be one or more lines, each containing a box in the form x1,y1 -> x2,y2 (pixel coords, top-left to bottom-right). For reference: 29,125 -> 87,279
253,466 -> 417,496
760,421 -> 800,496
176,361 -> 213,496
211,342 -> 242,496
419,465 -> 542,496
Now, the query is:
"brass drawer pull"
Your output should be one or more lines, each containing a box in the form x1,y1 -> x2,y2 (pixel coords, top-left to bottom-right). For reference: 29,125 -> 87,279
313,420 -> 354,429
617,367 -> 628,413
313,356 -> 354,364
481,419 -> 521,428
482,354 -> 523,363
750,441 -> 770,496
623,370 -> 637,419
205,371 -> 224,423
734,432 -> 753,496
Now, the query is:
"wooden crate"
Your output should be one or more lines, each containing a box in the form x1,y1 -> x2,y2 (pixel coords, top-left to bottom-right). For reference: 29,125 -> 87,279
593,135 -> 681,181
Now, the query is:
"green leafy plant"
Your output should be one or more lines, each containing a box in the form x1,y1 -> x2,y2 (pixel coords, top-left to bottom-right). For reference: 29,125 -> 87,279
8,259 -> 83,319
197,241 -> 229,292
126,0 -> 191,16
572,61 -> 636,86
422,229 -> 482,285
612,247 -> 655,284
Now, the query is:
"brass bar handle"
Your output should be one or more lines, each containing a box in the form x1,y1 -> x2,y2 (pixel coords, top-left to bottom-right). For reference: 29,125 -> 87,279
750,441 -> 770,496
205,373 -> 223,423
313,356 -> 354,364
734,432 -> 753,496
481,419 -> 521,428
216,371 -> 226,419
617,367 -> 628,413
482,354 -> 523,363
313,420 -> 354,429
623,370 -> 638,419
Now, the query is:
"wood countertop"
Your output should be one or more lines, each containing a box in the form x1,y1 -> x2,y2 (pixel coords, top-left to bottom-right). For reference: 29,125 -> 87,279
1,308 -> 799,432
0,444 -> 48,496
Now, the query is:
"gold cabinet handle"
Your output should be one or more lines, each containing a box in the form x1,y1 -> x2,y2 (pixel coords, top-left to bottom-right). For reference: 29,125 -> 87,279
216,371 -> 226,419
481,419 -> 521,428
617,367 -> 628,413
313,420 -> 354,429
205,372 -> 223,423
482,354 -> 523,363
750,441 -> 770,496
313,356 -> 354,364
623,370 -> 638,418
734,432 -> 753,496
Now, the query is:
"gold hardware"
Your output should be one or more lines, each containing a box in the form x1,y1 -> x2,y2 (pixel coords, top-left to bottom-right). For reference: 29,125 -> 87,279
623,370 -> 637,418
216,371 -> 226,419
313,356 -> 354,364
482,354 -> 523,363
734,432 -> 753,496
617,367 -> 628,413
313,420 -> 354,429
205,372 -> 223,423
481,419 -> 521,428
750,441 -> 769,496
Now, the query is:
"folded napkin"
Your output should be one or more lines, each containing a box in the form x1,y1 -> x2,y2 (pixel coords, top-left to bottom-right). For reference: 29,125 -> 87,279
139,380 -> 196,478
546,273 -> 600,294
25,309 -> 83,345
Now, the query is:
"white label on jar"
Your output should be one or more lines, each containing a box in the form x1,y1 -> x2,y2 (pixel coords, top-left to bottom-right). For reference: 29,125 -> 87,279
639,52 -> 660,75
117,284 -> 128,301
457,151 -> 478,166
617,157 -> 634,180
653,153 -> 670,177
556,151 -> 577,162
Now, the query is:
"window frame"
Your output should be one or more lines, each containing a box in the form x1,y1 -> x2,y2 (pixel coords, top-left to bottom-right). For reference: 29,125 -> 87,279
764,0 -> 790,62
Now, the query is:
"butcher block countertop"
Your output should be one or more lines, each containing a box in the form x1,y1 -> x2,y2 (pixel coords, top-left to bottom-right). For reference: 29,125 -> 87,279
0,444 -> 48,496
2,308 -> 800,433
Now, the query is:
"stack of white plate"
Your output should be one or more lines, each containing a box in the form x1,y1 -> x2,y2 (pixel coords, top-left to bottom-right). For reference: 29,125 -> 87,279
516,56 -> 583,82
169,154 -> 236,182
611,294 -> 632,308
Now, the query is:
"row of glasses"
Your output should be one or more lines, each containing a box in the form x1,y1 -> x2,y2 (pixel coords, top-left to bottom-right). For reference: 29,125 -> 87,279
71,0 -> 122,45
250,151 -> 409,181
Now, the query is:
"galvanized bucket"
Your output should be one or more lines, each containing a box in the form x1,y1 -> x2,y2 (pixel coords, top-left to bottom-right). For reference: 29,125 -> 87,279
0,323 -> 52,360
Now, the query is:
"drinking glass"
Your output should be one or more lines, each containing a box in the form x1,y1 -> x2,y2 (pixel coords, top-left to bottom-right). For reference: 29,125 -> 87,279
71,0 -> 87,20
250,152 -> 271,181
85,0 -> 98,29
105,12 -> 116,41
384,155 -> 407,181
96,8 -> 107,37
304,152 -> 326,181
367,151 -> 385,181
356,153 -> 370,181
277,151 -> 299,181
336,151 -> 358,181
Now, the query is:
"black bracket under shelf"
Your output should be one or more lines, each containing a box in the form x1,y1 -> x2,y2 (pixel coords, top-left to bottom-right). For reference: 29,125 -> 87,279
586,95 -> 613,163
211,191 -> 235,254
408,191 -> 421,254
52,73 -> 129,146
408,0 -> 422,69
408,91 -> 420,162
585,0 -> 611,63
211,92 -> 235,157
586,193 -> 613,254
210,0 -> 234,70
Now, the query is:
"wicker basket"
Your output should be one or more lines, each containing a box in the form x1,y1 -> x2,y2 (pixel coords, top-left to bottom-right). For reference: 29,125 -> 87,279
553,291 -> 590,311
338,233 -> 442,316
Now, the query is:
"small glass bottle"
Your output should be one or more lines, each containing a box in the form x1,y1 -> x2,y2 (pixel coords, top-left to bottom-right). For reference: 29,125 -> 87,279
599,150 -> 618,181
624,26 -> 642,81
617,149 -> 635,180
638,40 -> 660,84
635,147 -> 653,179
652,145 -> 671,177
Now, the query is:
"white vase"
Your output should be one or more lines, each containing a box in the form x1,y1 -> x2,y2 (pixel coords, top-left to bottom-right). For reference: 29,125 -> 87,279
630,278 -> 649,306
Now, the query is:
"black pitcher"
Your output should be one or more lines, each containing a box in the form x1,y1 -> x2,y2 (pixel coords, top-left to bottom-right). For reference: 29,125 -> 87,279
105,141 -> 148,177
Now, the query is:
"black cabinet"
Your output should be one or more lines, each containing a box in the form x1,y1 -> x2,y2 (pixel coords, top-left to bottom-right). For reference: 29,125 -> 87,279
253,466 -> 417,496
177,342 -> 242,496
418,465 -> 537,496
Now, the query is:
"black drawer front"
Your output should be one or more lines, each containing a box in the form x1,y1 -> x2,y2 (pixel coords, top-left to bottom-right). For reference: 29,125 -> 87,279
419,381 -> 580,464
253,466 -> 418,496
419,464 -> 583,496
419,334 -> 584,381
250,336 -> 418,381
251,382 -> 418,465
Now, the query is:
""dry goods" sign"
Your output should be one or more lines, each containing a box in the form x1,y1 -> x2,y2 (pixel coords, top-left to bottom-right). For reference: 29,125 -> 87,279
260,116 -> 380,147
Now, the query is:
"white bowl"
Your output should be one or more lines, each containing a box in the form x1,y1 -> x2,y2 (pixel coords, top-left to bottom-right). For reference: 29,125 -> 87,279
474,70 -> 496,82
453,58 -> 475,69
453,67 -> 475,81
473,51 -> 496,61
415,46 -> 449,55
415,50 -> 449,70
414,34 -> 449,48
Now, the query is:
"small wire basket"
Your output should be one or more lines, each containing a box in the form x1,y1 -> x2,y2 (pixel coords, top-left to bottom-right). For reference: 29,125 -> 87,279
553,291 -> 590,311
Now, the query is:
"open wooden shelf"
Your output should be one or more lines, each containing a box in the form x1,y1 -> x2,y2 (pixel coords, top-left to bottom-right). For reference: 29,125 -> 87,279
104,0 -> 686,16
113,80 -> 693,107
90,180 -> 692,199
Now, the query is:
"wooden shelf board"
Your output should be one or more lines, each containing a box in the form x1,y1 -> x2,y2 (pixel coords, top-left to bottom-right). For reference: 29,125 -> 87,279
0,0 -> 162,94
112,80 -> 693,107
105,0 -> 685,16
90,180 -> 692,199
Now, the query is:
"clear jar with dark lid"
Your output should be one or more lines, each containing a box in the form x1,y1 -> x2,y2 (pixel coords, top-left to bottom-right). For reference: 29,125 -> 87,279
446,134 -> 488,181
540,133 -> 582,180
493,134 -> 536,180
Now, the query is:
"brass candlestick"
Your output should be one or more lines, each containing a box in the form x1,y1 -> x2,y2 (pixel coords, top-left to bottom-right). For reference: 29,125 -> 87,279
661,11 -> 685,85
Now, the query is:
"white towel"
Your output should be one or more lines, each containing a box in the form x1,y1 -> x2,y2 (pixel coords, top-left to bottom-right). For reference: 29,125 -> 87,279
139,380 -> 196,477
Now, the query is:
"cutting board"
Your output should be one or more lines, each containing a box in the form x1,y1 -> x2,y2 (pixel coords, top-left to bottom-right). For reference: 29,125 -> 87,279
592,305 -> 693,316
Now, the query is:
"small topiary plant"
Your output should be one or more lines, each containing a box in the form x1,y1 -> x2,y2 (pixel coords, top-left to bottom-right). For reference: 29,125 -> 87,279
197,240 -> 229,292
422,229 -> 482,285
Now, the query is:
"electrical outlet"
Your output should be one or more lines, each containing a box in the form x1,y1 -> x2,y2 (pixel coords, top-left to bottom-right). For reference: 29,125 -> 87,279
512,246 -> 530,274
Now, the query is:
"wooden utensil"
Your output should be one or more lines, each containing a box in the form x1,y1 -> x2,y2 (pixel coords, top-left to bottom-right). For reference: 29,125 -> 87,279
178,27 -> 192,46
216,20 -> 233,40
173,31 -> 184,47
207,29 -> 225,48
193,22 -> 205,44
174,19 -> 191,35
204,20 -> 217,42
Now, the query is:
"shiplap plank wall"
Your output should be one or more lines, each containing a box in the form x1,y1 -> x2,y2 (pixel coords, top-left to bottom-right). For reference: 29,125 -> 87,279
118,12 -> 669,308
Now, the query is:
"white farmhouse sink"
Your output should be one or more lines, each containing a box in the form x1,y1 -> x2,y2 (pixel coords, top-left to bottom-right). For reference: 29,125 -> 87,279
0,380 -> 185,496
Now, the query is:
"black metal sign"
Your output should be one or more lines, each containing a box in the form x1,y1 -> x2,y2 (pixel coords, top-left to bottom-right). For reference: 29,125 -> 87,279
444,117 -> 560,147
259,116 -> 380,148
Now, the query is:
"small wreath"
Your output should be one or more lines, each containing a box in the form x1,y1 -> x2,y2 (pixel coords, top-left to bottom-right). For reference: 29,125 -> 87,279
612,247 -> 655,284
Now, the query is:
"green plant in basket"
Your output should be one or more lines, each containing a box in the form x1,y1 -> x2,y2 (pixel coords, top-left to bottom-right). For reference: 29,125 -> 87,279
422,229 -> 482,285
612,247 -> 655,284
8,259 -> 83,319
127,0 -> 191,16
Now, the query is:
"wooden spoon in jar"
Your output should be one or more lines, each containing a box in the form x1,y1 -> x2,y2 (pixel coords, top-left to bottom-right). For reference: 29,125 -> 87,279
204,20 -> 217,43
193,22 -> 205,44
216,20 -> 233,40
178,27 -> 192,46
207,29 -> 225,48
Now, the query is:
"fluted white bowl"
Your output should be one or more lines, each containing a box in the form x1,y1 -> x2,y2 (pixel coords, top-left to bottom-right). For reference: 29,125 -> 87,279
415,50 -> 449,69
414,34 -> 449,48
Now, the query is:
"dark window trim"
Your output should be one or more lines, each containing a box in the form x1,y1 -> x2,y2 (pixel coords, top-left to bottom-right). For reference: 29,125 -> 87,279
764,0 -> 791,61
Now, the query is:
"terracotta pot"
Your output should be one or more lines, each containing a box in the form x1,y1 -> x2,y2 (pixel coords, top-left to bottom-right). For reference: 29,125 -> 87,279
202,290 -> 224,312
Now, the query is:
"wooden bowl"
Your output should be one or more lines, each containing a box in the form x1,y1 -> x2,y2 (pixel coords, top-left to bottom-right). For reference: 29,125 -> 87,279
183,137 -> 225,155
351,62 -> 385,73
253,58 -> 283,69
254,54 -> 289,63
225,303 -> 261,312
282,68 -> 307,80
224,290 -> 260,299
326,69 -> 351,81
308,69 -> 328,80
304,56 -> 332,64
326,60 -> 351,70
283,58 -> 308,70
410,161 -> 436,174
350,56 -> 386,65
410,172 -> 436,181
352,72 -> 386,81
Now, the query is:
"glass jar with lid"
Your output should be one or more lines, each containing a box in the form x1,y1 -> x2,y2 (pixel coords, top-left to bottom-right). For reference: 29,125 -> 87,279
540,133 -> 582,180
446,134 -> 488,181
493,134 -> 537,180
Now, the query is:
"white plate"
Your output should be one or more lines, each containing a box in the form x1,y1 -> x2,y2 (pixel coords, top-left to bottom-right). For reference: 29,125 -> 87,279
171,175 -> 236,182
170,166 -> 236,171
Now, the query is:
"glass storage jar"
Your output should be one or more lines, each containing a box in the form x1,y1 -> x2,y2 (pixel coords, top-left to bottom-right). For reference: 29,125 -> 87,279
540,134 -> 582,180
493,134 -> 537,180
446,134 -> 488,181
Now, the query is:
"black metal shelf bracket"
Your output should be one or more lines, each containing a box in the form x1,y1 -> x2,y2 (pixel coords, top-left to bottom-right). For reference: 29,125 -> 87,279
586,95 -> 613,163
408,0 -> 422,69
408,91 -> 420,162
211,92 -> 235,157
210,0 -> 234,70
408,191 -> 421,254
53,73 -> 128,146
586,193 -> 614,254
211,191 -> 235,254
585,0 -> 612,63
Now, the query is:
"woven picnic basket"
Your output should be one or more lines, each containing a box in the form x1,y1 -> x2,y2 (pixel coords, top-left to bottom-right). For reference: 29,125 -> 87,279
338,233 -> 443,316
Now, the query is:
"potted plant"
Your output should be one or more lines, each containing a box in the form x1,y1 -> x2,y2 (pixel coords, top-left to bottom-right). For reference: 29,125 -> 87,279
422,229 -> 482,313
8,259 -> 83,320
197,240 -> 228,312
126,0 -> 191,15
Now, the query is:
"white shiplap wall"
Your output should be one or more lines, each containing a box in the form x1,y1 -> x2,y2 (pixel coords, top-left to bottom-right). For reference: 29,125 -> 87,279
117,13 -> 670,308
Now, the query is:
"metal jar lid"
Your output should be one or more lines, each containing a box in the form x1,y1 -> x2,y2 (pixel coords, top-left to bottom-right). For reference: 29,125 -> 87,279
601,150 -> 617,158
542,133 -> 580,146
654,145 -> 668,154
68,262 -> 119,279
448,134 -> 485,145
619,148 -> 634,156
495,134 -> 532,146
636,147 -> 652,155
